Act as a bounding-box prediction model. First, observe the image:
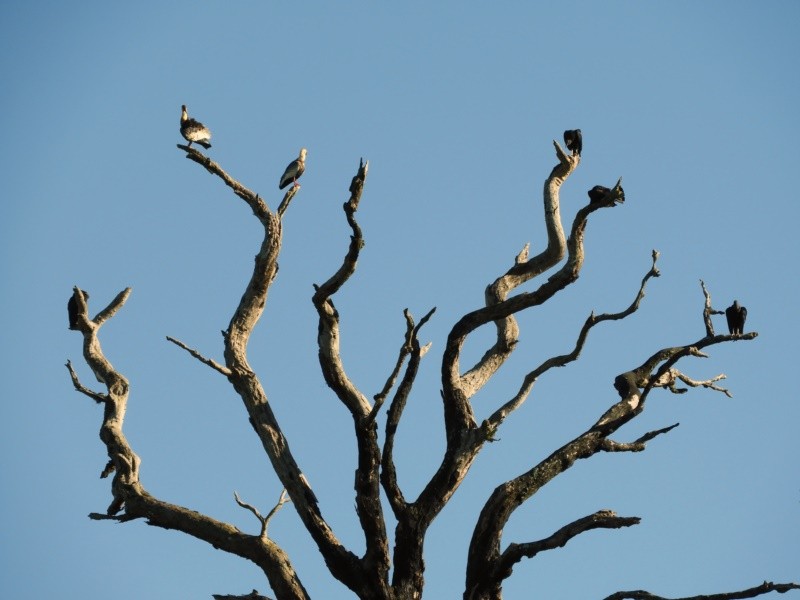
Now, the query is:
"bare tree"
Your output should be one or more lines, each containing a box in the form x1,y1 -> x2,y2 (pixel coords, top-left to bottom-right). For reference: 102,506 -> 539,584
66,138 -> 797,600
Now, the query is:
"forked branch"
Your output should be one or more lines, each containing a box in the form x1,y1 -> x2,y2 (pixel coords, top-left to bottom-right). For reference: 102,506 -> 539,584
484,250 -> 661,433
67,287 -> 310,599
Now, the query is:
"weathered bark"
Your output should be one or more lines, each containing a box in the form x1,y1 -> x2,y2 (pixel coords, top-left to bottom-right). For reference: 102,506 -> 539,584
65,286 -> 311,600
65,139 -> 793,600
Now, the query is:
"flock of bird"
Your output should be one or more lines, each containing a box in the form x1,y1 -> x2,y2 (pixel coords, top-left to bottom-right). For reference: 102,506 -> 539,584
180,105 -> 306,189
67,112 -> 748,337
561,127 -> 748,335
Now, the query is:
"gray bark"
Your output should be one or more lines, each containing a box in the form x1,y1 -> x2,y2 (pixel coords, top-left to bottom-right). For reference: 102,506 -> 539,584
65,141 -> 793,600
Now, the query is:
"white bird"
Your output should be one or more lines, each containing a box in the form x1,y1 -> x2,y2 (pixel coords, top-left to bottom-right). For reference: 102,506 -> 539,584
279,148 -> 307,189
180,105 -> 212,149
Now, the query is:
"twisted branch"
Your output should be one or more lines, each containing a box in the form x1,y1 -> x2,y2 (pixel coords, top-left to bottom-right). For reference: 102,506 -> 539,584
67,287 -> 310,599
484,250 -> 661,433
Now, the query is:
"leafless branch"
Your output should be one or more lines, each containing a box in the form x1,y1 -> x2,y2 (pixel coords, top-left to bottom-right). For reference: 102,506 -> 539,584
466,297 -> 759,598
192,150 -> 362,597
485,250 -> 661,432
380,306 -> 436,516
600,423 -> 680,452
66,286 -> 311,599
602,581 -> 800,600
234,490 -> 290,539
456,142 -> 580,402
65,360 -> 107,403
312,158 -> 372,417
277,187 -> 299,219
213,590 -> 274,600
700,279 -> 724,337
494,510 -> 640,580
92,287 -> 132,327
264,490 -> 291,529
234,491 -> 268,538
178,144 -> 270,221
166,335 -> 232,376
674,371 -> 732,397
306,158 -> 391,594
369,310 -> 414,423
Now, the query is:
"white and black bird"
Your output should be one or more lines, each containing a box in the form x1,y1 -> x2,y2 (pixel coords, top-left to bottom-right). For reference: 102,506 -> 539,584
279,148 -> 307,189
180,105 -> 212,149
725,300 -> 747,335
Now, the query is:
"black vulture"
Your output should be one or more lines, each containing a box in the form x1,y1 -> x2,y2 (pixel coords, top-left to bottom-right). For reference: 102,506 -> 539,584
725,300 -> 747,335
613,372 -> 638,399
563,129 -> 582,155
180,105 -> 212,149
68,289 -> 89,330
588,184 -> 625,205
279,148 -> 307,189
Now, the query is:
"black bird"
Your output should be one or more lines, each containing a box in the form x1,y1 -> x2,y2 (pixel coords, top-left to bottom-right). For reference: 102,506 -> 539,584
588,185 -> 609,204
587,184 -> 625,205
279,148 -> 307,189
613,373 -> 638,399
68,289 -> 90,330
725,300 -> 747,335
180,105 -> 212,149
564,129 -> 582,155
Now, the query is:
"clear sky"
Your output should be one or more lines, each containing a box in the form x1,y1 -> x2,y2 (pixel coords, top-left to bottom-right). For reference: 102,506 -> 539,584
1,2 -> 798,599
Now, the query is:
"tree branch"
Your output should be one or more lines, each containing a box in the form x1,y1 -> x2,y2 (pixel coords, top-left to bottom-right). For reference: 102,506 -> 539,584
454,141 -> 579,405
181,149 -> 365,596
92,287 -> 132,328
305,158 -> 392,594
484,250 -> 661,433
166,335 -> 232,376
600,423 -> 680,452
234,489 -> 289,539
178,144 -> 270,221
673,371 -> 732,397
380,307 -> 436,516
603,581 -> 800,600
494,510 -> 640,582
213,590 -> 275,600
65,359 -> 107,403
67,287 -> 311,600
699,279 -> 723,337
465,285 -> 759,598
312,159 -> 372,417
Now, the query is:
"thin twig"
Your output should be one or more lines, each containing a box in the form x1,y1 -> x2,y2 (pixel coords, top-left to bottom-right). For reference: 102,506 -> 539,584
65,360 -> 107,403
600,423 -> 680,452
166,336 -> 232,376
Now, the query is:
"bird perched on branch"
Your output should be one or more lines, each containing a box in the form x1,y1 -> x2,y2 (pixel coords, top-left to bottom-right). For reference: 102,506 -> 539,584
68,288 -> 90,330
563,129 -> 582,155
588,184 -> 625,205
180,105 -> 212,149
279,148 -> 307,189
725,300 -> 747,335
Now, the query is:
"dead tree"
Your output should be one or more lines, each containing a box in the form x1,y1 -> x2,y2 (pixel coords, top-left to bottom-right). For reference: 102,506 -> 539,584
65,138 -> 798,600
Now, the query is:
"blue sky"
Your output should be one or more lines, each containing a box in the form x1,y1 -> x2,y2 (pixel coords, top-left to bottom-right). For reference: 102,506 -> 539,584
1,2 -> 798,598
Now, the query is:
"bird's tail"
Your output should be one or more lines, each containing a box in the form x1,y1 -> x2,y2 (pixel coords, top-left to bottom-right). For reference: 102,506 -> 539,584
198,141 -> 212,149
